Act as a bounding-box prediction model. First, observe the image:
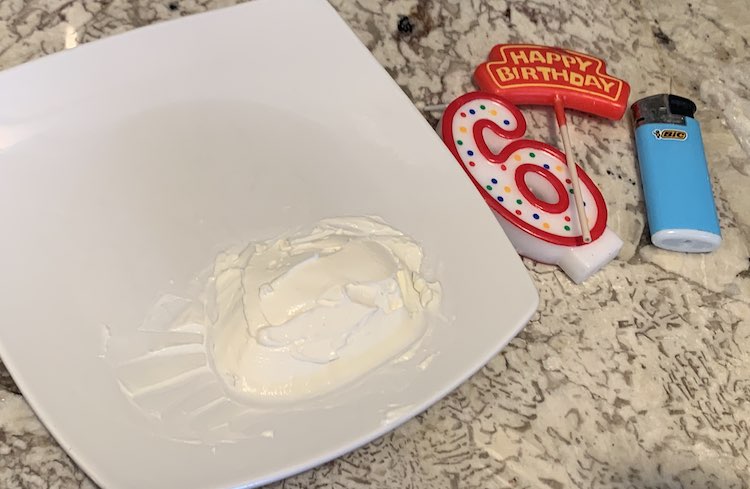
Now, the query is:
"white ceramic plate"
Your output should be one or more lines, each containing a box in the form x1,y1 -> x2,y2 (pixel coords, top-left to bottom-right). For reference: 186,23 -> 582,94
0,1 -> 538,487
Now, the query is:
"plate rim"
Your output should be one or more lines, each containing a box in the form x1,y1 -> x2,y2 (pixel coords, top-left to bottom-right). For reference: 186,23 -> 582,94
0,0 -> 539,487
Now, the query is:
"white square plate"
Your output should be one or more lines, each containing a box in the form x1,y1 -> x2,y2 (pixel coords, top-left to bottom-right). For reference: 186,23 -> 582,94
0,1 -> 538,487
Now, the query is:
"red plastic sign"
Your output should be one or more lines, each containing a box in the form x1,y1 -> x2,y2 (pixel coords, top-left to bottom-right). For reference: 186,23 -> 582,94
474,44 -> 630,120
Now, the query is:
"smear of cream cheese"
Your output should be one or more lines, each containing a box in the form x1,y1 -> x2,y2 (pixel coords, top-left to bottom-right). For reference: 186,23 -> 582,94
206,216 -> 441,401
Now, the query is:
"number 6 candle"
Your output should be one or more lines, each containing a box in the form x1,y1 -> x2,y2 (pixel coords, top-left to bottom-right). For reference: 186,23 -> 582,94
474,44 -> 631,243
440,92 -> 623,283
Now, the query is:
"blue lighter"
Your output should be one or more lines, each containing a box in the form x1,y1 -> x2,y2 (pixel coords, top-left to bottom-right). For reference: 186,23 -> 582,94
631,94 -> 721,252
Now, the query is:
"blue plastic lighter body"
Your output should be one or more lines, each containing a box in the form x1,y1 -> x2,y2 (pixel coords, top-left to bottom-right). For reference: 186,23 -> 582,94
632,94 -> 721,253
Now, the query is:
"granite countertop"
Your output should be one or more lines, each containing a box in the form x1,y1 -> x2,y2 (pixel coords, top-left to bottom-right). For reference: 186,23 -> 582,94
1,0 -> 748,487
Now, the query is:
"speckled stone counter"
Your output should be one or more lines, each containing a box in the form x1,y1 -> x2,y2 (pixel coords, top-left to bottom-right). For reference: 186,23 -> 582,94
1,0 -> 748,488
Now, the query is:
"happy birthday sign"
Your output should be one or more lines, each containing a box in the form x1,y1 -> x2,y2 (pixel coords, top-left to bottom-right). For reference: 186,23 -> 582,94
474,44 -> 630,120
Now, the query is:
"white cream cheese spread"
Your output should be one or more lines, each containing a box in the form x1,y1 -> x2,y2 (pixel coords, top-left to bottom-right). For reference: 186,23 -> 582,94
205,216 -> 441,401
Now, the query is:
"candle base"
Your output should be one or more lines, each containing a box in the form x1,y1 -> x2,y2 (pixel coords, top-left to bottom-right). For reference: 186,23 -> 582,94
495,212 -> 623,284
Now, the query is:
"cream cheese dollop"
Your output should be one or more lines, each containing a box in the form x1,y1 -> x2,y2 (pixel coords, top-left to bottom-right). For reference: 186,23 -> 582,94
206,216 -> 440,401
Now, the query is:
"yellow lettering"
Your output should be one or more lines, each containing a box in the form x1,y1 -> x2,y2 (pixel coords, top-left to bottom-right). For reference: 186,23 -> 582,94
600,79 -> 615,93
550,68 -> 569,82
529,50 -> 546,63
510,50 -> 529,64
560,54 -> 576,69
536,66 -> 552,81
546,52 -> 562,65
575,56 -> 593,72
520,67 -> 539,80
495,66 -> 516,82
584,74 -> 603,90
569,72 -> 585,87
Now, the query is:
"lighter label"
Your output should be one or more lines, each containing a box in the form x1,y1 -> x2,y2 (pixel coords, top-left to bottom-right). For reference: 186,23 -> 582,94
653,129 -> 688,141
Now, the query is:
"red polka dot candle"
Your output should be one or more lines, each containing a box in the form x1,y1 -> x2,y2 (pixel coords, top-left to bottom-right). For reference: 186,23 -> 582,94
439,91 -> 624,283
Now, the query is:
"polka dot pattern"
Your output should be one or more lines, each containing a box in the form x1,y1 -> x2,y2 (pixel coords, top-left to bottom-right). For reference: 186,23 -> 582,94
448,97 -> 601,242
